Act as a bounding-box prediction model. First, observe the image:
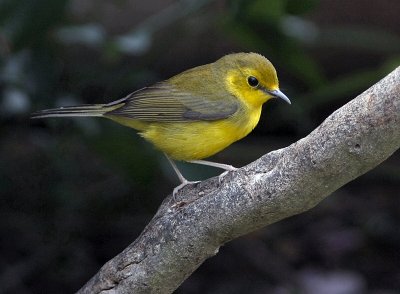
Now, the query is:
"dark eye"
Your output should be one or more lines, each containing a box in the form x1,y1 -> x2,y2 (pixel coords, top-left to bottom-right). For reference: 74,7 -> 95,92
247,76 -> 259,87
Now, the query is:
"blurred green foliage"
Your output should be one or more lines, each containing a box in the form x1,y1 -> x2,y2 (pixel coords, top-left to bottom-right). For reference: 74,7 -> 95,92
0,0 -> 68,49
225,0 -> 325,88
0,0 -> 399,293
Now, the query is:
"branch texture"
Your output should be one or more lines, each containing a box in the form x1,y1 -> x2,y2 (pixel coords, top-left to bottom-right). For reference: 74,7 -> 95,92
78,66 -> 400,294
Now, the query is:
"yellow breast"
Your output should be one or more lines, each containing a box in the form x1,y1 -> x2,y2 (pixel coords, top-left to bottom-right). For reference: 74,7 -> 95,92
138,106 -> 262,161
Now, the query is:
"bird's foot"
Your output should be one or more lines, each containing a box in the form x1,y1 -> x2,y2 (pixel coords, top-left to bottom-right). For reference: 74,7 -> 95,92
171,180 -> 200,205
218,166 -> 238,184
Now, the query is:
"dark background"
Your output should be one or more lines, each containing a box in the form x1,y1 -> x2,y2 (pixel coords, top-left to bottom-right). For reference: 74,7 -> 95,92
1,0 -> 399,293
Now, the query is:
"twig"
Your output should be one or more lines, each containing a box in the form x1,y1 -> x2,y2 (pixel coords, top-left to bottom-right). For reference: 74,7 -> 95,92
77,66 -> 400,294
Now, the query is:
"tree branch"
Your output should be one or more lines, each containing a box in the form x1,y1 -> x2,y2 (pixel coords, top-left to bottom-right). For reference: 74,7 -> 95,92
77,66 -> 400,294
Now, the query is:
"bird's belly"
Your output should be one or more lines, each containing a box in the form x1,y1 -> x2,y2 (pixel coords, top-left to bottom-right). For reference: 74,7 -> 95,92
141,111 -> 261,161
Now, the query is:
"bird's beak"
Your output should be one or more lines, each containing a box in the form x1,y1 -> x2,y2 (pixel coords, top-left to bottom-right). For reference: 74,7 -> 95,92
267,89 -> 291,104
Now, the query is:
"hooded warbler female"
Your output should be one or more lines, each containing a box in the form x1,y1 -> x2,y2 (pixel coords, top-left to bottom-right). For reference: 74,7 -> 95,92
32,52 -> 291,195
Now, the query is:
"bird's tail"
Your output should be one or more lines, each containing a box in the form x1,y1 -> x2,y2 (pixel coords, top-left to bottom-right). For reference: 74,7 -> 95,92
31,100 -> 125,119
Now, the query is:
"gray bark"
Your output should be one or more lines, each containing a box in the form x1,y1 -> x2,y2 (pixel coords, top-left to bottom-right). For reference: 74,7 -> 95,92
77,66 -> 400,294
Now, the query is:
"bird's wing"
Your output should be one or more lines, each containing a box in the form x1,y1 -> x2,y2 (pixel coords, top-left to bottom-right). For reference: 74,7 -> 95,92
106,82 -> 239,122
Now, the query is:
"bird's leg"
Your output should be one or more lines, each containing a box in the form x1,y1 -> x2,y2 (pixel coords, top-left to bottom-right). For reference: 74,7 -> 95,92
164,154 -> 199,200
187,159 -> 237,183
188,159 -> 236,171
165,154 -> 187,184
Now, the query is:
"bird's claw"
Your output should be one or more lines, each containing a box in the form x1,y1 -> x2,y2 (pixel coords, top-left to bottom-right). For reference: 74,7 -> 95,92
172,180 -> 200,202
218,167 -> 238,184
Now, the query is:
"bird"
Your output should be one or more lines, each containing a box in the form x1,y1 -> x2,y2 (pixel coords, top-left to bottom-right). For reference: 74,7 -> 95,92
31,52 -> 291,196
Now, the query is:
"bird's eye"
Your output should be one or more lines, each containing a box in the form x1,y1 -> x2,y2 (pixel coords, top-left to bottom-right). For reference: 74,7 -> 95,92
247,76 -> 259,87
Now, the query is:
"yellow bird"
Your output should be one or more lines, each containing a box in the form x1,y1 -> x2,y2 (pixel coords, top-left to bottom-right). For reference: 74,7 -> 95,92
32,52 -> 290,195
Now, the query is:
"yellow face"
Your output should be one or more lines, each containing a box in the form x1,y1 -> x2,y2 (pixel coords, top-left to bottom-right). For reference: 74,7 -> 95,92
221,53 -> 290,108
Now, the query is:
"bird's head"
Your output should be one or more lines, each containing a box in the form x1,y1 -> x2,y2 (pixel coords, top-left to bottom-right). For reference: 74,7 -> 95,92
219,52 -> 290,108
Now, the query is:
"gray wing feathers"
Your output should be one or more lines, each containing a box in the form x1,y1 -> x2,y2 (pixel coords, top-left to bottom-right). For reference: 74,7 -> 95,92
107,82 -> 238,122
